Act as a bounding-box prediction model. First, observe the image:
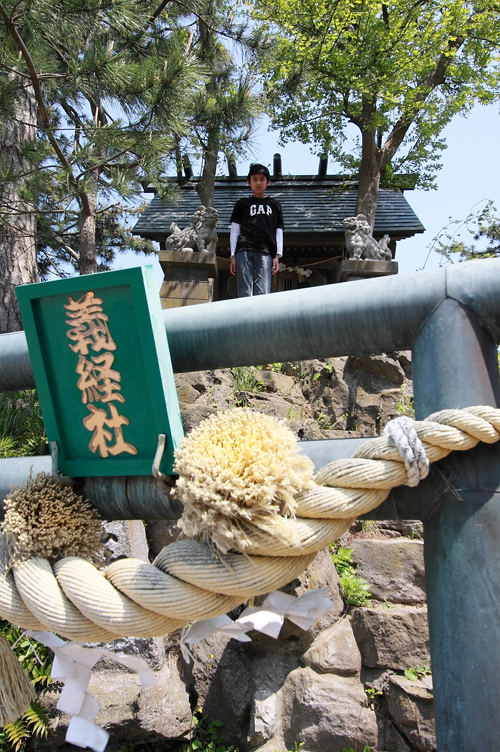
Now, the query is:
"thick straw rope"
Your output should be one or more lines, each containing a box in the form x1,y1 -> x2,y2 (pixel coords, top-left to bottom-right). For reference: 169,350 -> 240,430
1,406 -> 499,641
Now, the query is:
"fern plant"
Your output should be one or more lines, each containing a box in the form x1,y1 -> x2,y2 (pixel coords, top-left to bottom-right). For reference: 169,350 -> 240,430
0,622 -> 53,751
0,702 -> 49,752
330,546 -> 371,607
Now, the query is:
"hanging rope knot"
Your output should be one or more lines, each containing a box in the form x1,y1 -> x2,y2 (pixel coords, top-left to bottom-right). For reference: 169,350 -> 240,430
383,415 -> 429,487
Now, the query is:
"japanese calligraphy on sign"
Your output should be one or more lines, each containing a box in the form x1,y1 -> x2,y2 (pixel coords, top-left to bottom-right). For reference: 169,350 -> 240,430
64,291 -> 138,459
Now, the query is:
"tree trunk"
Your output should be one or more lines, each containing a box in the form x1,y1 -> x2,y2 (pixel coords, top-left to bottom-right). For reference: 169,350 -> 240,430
195,19 -> 219,209
78,172 -> 98,275
0,82 -> 38,333
356,128 -> 383,232
196,128 -> 219,208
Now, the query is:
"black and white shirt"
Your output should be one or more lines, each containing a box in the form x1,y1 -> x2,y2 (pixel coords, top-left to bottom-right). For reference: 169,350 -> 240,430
230,196 -> 284,256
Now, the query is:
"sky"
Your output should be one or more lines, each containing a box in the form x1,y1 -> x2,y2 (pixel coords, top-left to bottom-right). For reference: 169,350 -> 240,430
117,102 -> 499,283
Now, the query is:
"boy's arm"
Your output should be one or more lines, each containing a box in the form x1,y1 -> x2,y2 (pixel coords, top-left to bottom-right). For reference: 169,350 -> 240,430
272,227 -> 283,275
230,222 -> 240,276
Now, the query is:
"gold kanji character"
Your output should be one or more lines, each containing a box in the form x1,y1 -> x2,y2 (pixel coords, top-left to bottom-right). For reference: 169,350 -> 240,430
75,353 -> 125,404
83,403 -> 138,458
65,291 -> 117,355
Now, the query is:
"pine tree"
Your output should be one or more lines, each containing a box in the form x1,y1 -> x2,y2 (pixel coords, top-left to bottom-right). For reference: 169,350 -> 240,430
0,0 -> 201,330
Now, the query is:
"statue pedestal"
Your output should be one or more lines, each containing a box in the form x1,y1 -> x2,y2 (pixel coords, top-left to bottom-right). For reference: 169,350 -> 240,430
336,259 -> 398,283
159,250 -> 218,308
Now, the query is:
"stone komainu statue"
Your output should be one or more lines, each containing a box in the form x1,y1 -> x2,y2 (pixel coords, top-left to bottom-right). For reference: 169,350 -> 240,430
165,205 -> 219,254
343,214 -> 392,261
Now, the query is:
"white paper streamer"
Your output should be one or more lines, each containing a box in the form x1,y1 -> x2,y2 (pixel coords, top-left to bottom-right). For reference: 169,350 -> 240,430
179,587 -> 333,661
26,631 -> 158,752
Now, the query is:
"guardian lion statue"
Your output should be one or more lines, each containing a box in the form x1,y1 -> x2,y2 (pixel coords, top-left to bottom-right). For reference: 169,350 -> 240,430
166,205 -> 219,254
343,214 -> 392,261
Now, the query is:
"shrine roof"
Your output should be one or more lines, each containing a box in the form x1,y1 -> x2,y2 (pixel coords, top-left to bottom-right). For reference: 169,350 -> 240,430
132,174 -> 425,241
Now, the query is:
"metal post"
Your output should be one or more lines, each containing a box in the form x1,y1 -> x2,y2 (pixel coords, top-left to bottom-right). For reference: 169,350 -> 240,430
413,298 -> 500,751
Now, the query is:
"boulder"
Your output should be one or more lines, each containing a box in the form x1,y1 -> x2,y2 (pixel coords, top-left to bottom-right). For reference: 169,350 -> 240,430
253,370 -> 296,394
350,538 -> 426,603
350,605 -> 429,670
247,653 -> 301,747
349,353 -> 406,384
280,667 -> 378,752
145,519 -> 181,559
302,617 -> 361,676
385,674 -> 436,752
34,659 -> 192,750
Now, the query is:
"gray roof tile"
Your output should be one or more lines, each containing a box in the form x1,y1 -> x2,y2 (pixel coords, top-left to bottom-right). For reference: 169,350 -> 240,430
132,176 -> 425,239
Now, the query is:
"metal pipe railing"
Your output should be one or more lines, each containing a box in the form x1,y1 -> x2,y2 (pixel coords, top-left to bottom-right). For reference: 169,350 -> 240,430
2,259 -> 500,391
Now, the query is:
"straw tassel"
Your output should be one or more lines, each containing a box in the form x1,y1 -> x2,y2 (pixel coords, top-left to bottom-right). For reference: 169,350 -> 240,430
0,634 -> 35,726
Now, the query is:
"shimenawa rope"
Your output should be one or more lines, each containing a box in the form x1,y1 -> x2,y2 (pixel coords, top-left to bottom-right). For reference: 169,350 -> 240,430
1,405 -> 499,642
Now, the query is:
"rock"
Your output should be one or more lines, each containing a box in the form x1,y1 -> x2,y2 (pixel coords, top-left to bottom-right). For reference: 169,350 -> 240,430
137,662 -> 193,738
254,370 -> 296,394
280,667 -> 378,752
247,653 -> 301,747
91,636 -> 167,672
201,641 -> 252,749
350,605 -> 430,670
145,519 -> 181,559
350,538 -> 426,603
247,689 -> 277,746
179,403 -> 216,433
249,392 -> 297,420
376,716 -> 413,752
104,520 -> 149,563
180,631 -> 232,710
349,354 -> 406,384
176,382 -> 201,404
377,520 -> 424,538
34,659 -> 192,750
385,674 -> 436,752
302,617 -> 361,676
175,370 -> 214,394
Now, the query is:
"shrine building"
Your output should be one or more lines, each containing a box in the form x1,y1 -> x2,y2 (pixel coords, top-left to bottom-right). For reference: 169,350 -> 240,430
132,155 -> 424,308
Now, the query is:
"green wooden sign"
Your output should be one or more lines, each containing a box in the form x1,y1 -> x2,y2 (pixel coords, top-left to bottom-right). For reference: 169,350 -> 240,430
16,266 -> 184,477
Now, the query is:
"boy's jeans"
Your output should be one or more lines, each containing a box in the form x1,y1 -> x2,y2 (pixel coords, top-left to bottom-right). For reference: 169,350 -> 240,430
236,251 -> 272,297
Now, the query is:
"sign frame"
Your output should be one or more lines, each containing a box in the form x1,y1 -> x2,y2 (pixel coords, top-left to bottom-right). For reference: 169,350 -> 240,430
16,266 -> 184,477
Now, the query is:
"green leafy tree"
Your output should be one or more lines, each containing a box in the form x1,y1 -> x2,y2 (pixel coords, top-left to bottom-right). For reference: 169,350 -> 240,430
432,200 -> 500,263
253,0 -> 500,228
0,0 -> 201,330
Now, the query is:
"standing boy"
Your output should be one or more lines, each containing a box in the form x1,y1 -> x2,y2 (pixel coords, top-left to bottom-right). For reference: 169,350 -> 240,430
229,164 -> 284,297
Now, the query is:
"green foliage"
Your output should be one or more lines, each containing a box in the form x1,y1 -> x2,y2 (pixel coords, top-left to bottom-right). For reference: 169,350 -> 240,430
331,546 -> 371,607
431,200 -> 500,265
404,660 -> 432,682
0,702 -> 50,752
365,687 -> 383,702
0,391 -> 47,458
253,0 -> 500,220
330,545 -> 354,577
1,0 -> 203,275
315,412 -> 336,430
257,363 -> 284,373
339,571 -> 371,607
181,716 -> 236,752
0,622 -> 53,687
360,520 -> 379,536
343,747 -> 373,752
0,621 -> 53,752
397,382 -> 415,418
231,366 -> 265,403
